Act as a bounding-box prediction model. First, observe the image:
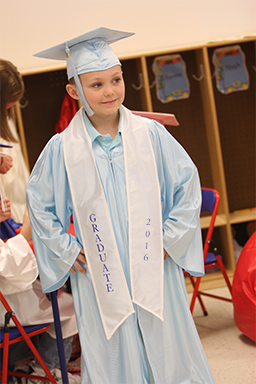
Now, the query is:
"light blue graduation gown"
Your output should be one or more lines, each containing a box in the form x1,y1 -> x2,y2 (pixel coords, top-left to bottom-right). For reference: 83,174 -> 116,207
26,108 -> 216,384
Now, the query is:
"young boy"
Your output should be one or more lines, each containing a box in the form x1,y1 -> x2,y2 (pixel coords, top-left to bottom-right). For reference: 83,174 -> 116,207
26,27 -> 216,383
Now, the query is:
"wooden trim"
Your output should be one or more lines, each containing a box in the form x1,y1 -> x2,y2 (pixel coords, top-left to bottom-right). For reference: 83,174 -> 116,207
15,103 -> 30,172
140,56 -> 153,111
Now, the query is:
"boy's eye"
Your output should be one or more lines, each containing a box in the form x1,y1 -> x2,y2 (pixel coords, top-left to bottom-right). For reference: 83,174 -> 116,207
92,82 -> 102,88
113,77 -> 122,84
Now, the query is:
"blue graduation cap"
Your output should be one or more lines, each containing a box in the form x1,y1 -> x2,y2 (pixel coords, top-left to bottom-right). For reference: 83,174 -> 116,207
34,27 -> 134,116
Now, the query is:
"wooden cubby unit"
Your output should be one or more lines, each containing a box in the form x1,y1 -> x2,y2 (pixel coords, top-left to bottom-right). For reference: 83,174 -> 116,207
15,37 -> 256,291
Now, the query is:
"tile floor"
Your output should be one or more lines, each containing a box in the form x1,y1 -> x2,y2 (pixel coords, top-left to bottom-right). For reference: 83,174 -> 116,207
187,287 -> 256,384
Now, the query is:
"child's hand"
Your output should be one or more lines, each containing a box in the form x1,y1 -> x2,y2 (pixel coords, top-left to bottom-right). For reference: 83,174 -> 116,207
0,198 -> 11,222
20,208 -> 32,243
164,249 -> 169,259
0,155 -> 13,174
70,247 -> 87,274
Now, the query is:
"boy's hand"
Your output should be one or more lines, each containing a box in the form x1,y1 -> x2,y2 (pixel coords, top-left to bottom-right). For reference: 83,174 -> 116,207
70,247 -> 87,274
0,198 -> 11,222
164,249 -> 169,259
0,155 -> 13,174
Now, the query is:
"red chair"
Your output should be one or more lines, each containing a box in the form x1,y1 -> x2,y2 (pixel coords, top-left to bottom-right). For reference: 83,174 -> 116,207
185,187 -> 232,315
0,290 -> 57,383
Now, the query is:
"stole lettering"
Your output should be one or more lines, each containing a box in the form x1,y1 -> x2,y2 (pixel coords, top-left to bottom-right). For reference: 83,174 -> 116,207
144,219 -> 151,261
95,234 -> 102,242
89,213 -> 114,292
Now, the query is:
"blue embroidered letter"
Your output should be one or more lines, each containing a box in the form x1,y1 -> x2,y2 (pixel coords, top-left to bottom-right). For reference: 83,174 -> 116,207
89,213 -> 96,222
99,253 -> 107,262
106,283 -> 114,292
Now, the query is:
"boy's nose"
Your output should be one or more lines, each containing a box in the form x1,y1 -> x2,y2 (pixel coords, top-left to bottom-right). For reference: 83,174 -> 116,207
104,85 -> 114,96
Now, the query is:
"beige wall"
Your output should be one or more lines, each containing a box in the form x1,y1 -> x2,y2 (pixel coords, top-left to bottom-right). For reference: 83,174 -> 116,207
0,0 -> 255,72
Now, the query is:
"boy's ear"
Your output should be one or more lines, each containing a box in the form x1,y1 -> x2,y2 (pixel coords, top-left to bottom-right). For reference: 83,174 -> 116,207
66,84 -> 79,100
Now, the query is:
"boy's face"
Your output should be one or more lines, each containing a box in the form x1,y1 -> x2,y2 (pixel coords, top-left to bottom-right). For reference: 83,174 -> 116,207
68,65 -> 125,117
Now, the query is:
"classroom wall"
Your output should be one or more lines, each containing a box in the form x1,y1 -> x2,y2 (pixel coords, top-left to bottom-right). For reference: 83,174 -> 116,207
0,0 -> 255,72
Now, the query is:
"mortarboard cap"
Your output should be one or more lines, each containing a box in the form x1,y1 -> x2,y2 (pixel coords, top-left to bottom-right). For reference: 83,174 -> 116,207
34,27 -> 134,116
34,27 -> 134,79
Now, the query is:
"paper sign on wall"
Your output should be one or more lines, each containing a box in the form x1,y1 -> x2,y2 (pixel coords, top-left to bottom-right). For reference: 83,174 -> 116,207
152,54 -> 190,103
212,45 -> 249,94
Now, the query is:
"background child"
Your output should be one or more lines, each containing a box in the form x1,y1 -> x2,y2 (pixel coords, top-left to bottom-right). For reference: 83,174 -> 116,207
0,197 -> 80,383
0,59 -> 29,223
27,27 -> 216,383
0,58 -> 80,383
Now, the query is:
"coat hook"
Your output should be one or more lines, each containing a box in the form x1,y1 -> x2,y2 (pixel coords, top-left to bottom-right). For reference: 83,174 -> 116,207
132,73 -> 144,90
149,80 -> 156,89
19,99 -> 29,109
192,64 -> 204,81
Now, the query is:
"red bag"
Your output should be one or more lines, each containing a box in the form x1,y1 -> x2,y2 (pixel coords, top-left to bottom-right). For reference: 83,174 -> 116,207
232,232 -> 256,342
55,94 -> 78,133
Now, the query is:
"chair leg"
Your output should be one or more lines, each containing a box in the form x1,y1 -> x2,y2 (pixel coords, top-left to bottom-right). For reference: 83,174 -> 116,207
2,311 -> 14,384
2,332 -> 10,384
216,255 -> 232,294
188,275 -> 208,316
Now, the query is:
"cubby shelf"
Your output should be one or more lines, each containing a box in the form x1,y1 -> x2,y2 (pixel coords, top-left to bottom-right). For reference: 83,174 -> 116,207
200,214 -> 227,229
15,36 -> 256,288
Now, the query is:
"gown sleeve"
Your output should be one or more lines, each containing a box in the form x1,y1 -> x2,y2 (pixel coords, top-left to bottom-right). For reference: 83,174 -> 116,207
26,134 -> 82,293
0,234 -> 38,295
147,119 -> 204,276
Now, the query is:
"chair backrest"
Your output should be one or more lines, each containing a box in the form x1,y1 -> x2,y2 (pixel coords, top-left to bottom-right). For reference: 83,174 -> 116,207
201,188 -> 220,262
201,188 -> 217,214
0,291 -> 50,335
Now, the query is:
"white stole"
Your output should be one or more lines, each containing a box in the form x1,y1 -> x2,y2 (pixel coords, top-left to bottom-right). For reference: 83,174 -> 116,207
63,106 -> 163,340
